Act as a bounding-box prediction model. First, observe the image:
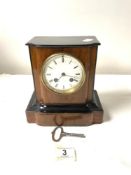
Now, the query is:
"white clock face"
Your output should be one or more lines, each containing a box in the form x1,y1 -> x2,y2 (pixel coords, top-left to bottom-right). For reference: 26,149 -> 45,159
41,53 -> 86,94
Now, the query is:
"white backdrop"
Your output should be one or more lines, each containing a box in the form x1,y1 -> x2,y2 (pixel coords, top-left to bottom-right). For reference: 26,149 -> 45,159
0,0 -> 131,74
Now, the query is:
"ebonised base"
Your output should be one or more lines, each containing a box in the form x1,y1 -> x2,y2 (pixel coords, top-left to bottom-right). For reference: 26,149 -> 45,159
26,90 -> 103,126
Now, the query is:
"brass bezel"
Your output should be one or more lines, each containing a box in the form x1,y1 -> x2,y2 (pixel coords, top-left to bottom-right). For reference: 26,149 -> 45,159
41,53 -> 86,94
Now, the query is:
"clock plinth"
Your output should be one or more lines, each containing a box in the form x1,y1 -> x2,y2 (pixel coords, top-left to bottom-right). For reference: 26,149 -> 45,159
25,36 -> 103,126
26,90 -> 103,126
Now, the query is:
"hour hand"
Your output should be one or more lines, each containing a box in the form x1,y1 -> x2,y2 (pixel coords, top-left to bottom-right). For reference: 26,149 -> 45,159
55,73 -> 65,82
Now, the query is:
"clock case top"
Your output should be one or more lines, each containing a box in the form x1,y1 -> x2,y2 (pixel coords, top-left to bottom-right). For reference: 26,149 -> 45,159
26,36 -> 100,47
26,36 -> 100,105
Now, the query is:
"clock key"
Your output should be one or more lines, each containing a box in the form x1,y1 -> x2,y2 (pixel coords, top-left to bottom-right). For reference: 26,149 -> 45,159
52,126 -> 86,142
62,132 -> 85,138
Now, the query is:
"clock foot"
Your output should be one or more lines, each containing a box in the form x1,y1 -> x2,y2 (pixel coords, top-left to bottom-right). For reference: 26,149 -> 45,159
25,90 -> 103,126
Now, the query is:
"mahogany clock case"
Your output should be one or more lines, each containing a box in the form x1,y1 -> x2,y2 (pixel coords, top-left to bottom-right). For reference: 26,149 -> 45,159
25,36 -> 103,126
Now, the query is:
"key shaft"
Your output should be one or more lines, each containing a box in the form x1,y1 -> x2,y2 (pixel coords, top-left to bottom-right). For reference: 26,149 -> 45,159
62,132 -> 86,138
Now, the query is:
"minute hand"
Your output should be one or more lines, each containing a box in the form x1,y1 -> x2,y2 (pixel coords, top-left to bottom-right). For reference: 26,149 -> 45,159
65,74 -> 79,79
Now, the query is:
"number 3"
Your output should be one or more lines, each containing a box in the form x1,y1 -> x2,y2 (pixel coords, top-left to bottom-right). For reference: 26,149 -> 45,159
62,149 -> 67,156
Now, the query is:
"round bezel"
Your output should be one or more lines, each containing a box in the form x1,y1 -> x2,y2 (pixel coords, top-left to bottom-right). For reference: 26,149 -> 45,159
41,53 -> 86,94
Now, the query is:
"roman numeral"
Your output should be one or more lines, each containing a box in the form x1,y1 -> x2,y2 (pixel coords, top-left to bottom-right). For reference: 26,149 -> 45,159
75,73 -> 80,75
74,66 -> 78,69
55,83 -> 58,87
53,60 -> 57,65
46,73 -> 51,76
48,66 -> 53,69
62,55 -> 64,62
69,60 -> 72,64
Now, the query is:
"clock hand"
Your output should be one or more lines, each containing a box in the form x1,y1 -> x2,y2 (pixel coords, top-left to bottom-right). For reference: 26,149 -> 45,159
54,73 -> 65,82
66,74 -> 79,78
53,74 -> 65,82
54,72 -> 78,83
61,72 -> 79,79
69,78 -> 78,82
57,72 -> 66,80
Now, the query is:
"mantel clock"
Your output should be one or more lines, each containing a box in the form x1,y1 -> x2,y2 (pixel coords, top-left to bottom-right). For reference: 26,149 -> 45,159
25,36 -> 103,126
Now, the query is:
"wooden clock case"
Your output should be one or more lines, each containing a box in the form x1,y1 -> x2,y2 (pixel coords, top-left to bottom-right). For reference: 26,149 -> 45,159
26,36 -> 103,126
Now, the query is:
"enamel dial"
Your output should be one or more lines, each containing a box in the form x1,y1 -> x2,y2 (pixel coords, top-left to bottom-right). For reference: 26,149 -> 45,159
41,53 -> 86,94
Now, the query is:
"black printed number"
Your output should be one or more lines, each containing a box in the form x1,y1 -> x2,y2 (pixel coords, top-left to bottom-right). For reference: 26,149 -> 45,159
62,149 -> 67,156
